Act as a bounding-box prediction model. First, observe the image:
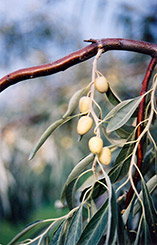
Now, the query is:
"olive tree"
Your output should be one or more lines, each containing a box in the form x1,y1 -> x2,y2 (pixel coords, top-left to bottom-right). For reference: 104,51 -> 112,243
0,38 -> 156,244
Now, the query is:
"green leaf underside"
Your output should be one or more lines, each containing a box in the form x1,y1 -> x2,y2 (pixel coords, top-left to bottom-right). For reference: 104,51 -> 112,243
65,172 -> 93,210
117,207 -> 126,244
106,95 -> 143,133
133,175 -> 157,216
61,153 -> 94,205
122,196 -> 135,226
63,87 -> 88,118
109,130 -> 136,183
77,200 -> 108,245
106,84 -> 121,106
102,126 -> 126,146
80,179 -> 107,202
50,220 -> 66,245
65,179 -> 77,210
116,125 -> 134,139
142,218 -> 152,245
141,148 -> 156,176
106,187 -> 118,245
104,98 -> 132,122
64,206 -> 83,244
8,220 -> 50,244
66,171 -> 93,210
142,179 -> 157,241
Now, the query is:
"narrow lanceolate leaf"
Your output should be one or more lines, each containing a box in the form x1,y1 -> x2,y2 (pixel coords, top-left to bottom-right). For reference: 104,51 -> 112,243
142,178 -> 157,242
116,125 -> 134,139
66,171 -> 93,210
79,178 -> 107,203
63,87 -> 88,118
134,216 -> 143,245
117,207 -> 126,245
103,98 -> 132,121
64,179 -> 77,210
50,221 -> 66,245
122,196 -> 135,225
106,84 -> 121,106
61,153 -> 94,204
133,175 -> 157,216
141,148 -> 156,176
106,95 -> 144,133
77,200 -> 108,245
134,216 -> 151,245
142,218 -> 152,245
106,187 -> 118,245
102,126 -> 126,147
29,118 -> 66,160
102,169 -> 118,245
108,133 -> 135,183
8,220 -> 50,245
64,206 -> 83,244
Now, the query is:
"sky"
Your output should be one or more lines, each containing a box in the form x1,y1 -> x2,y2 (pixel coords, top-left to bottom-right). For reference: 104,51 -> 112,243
0,0 -> 151,39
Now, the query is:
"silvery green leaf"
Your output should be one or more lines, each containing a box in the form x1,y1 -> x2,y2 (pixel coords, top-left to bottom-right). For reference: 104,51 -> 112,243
106,95 -> 144,133
141,178 -> 157,240
133,175 -> 157,216
116,125 -> 134,139
8,220 -> 50,244
64,206 -> 83,244
50,221 -> 66,245
29,112 -> 83,160
103,98 -> 133,122
61,153 -> 94,204
106,84 -> 121,106
29,118 -> 67,160
63,87 -> 88,118
76,200 -> 108,245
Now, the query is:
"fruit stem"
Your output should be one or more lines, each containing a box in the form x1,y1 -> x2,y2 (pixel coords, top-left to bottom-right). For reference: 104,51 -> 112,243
89,48 -> 103,137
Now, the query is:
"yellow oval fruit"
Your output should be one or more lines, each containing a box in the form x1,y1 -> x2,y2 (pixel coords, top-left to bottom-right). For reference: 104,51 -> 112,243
79,96 -> 90,113
94,76 -> 109,93
98,147 -> 111,165
77,116 -> 93,135
88,136 -> 103,154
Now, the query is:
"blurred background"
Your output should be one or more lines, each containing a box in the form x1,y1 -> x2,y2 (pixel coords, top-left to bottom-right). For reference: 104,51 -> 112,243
0,0 -> 156,243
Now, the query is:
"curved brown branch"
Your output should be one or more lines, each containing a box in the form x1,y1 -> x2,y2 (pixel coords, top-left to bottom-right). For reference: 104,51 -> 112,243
0,38 -> 157,93
125,57 -> 157,208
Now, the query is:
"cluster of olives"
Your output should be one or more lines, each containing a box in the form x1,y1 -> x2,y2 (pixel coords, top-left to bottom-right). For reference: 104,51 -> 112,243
77,75 -> 111,166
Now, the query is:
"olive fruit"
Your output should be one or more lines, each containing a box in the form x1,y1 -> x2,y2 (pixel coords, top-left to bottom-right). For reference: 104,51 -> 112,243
94,76 -> 109,93
88,136 -> 103,154
79,96 -> 90,113
98,147 -> 111,165
77,116 -> 93,135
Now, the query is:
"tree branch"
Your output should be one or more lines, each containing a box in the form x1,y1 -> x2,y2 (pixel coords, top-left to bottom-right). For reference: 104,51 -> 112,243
0,38 -> 157,93
125,57 -> 157,208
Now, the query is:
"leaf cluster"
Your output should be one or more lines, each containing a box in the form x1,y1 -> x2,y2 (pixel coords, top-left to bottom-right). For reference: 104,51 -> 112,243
9,72 -> 157,244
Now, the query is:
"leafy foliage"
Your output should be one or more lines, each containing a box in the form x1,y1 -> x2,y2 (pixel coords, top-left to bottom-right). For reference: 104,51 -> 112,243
3,46 -> 157,244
